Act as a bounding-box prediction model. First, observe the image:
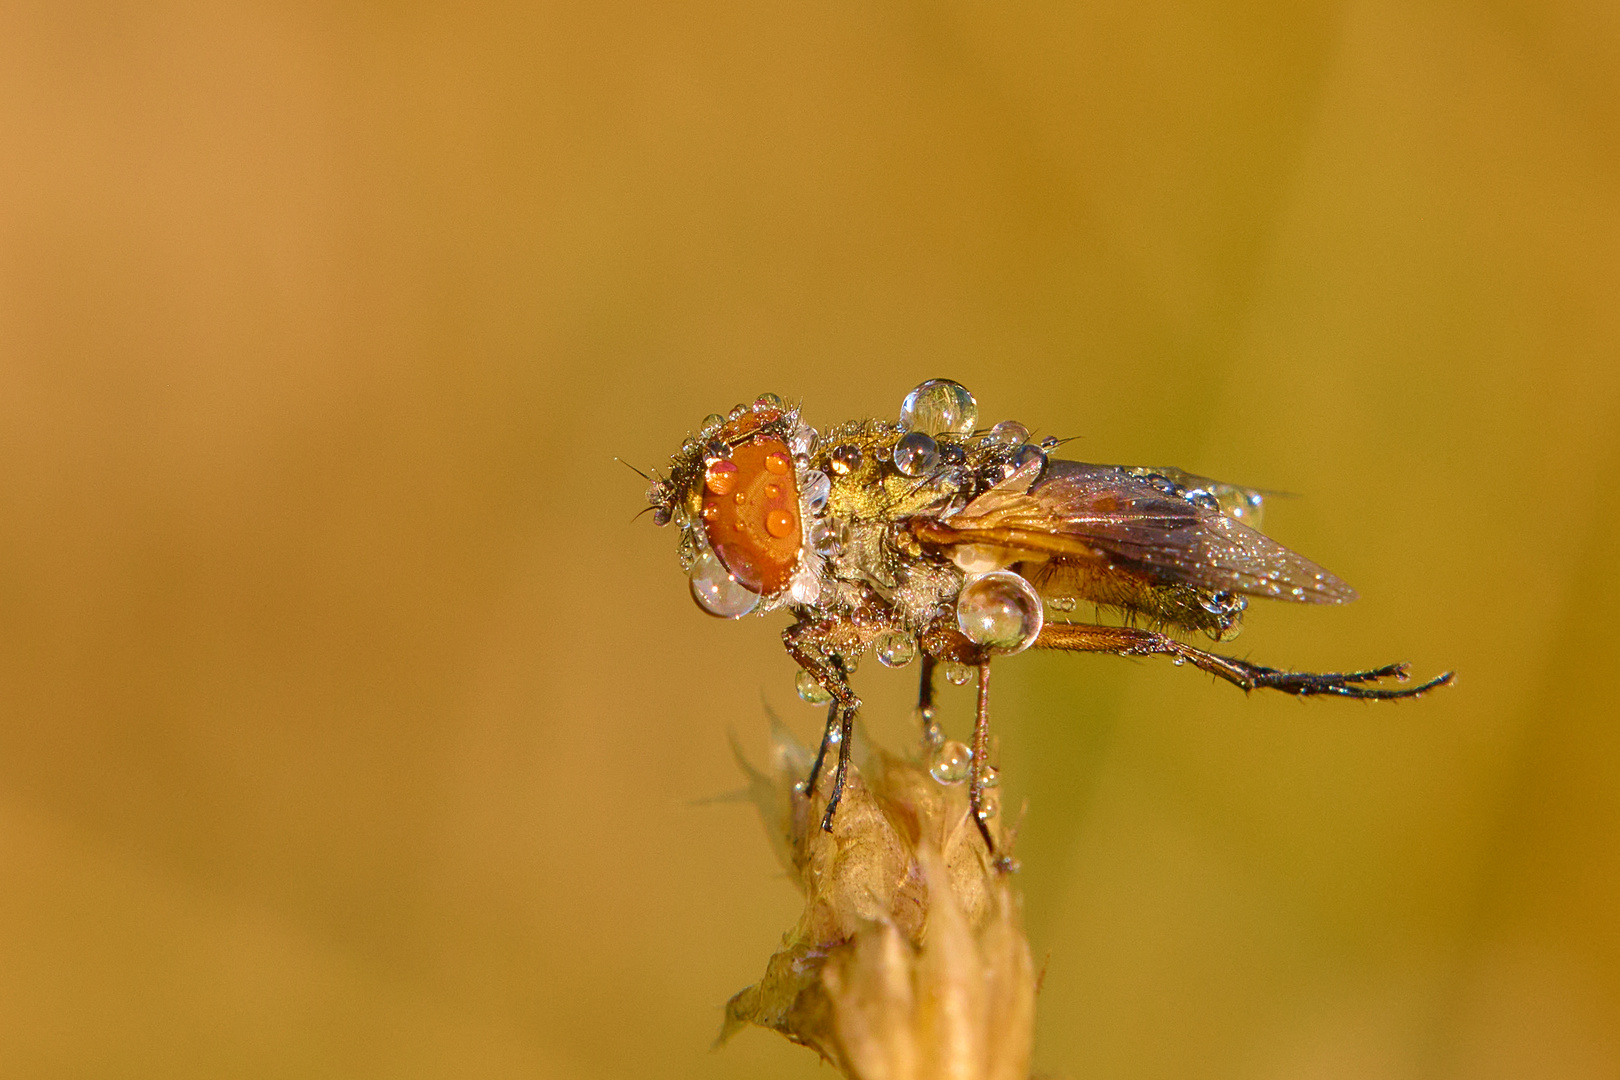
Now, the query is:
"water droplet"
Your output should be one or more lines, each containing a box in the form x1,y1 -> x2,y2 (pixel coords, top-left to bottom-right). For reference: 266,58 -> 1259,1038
795,669 -> 832,704
700,412 -> 724,431
1172,656 -> 1186,666
1198,591 -> 1246,616
893,431 -> 940,477
689,551 -> 760,618
755,392 -> 784,410
943,661 -> 973,686
873,630 -> 917,668
826,725 -> 843,745
976,791 -> 1000,819
766,509 -> 796,537
801,469 -> 831,514
1012,444 -> 1047,471
956,570 -> 1044,654
980,764 -> 1000,789
1049,596 -> 1077,612
1039,436 -> 1060,449
829,444 -> 864,475
929,740 -> 973,784
681,437 -> 699,456
790,425 -> 819,456
705,460 -> 738,495
788,569 -> 821,606
651,506 -> 671,526
899,379 -> 979,436
728,404 -> 748,420
1185,488 -> 1220,510
703,440 -> 731,463
986,420 -> 1028,447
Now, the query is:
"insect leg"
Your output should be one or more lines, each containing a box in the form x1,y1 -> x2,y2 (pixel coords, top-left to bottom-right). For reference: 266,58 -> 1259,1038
1035,623 -> 1453,700
802,699 -> 840,797
969,660 -> 1016,872
821,704 -> 856,832
783,620 -> 864,830
916,654 -> 942,748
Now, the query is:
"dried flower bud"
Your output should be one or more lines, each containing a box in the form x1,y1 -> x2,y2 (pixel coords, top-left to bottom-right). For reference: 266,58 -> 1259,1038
720,717 -> 1036,1080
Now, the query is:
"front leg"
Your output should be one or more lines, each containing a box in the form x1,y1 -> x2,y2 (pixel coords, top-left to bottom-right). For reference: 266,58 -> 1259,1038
1035,623 -> 1453,699
783,618 -> 864,831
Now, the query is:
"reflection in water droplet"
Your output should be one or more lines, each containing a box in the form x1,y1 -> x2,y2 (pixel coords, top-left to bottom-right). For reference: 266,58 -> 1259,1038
976,791 -> 1000,820
943,661 -> 973,686
789,570 -> 821,606
986,420 -> 1028,447
700,412 -> 724,431
874,629 -> 917,668
829,444 -> 863,475
755,392 -> 784,410
1185,488 -> 1220,510
1049,596 -> 1077,612
899,379 -> 979,436
1012,444 -> 1047,472
826,725 -> 843,745
893,431 -> 940,477
795,669 -> 832,704
705,460 -> 738,495
690,551 -> 760,618
790,425 -> 819,456
956,571 -> 1044,654
728,404 -> 748,419
802,469 -> 831,514
929,740 -> 973,784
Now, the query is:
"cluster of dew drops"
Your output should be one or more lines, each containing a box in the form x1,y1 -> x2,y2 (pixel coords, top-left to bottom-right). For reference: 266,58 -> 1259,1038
800,378 -> 1054,806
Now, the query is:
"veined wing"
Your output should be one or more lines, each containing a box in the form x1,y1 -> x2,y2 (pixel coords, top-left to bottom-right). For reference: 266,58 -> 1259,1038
927,460 -> 1356,603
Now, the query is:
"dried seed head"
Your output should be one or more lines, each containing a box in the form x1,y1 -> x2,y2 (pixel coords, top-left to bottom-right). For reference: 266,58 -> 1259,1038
720,718 -> 1036,1080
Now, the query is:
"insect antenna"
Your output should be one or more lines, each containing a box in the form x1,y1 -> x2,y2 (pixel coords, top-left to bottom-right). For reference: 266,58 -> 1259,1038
614,456 -> 653,480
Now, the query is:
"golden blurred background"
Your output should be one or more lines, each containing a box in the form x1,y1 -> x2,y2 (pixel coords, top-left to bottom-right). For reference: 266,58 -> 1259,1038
2,0 -> 1616,1076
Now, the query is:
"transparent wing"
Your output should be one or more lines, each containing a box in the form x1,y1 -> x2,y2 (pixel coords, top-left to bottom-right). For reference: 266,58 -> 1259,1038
938,460 -> 1356,603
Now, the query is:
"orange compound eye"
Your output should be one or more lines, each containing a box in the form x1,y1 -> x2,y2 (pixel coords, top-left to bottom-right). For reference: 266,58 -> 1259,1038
701,436 -> 802,595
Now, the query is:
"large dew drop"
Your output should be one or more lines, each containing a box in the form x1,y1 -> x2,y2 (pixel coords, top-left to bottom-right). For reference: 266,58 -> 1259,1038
873,629 -> 917,668
795,669 -> 832,704
899,379 -> 978,436
956,570 -> 1044,654
892,431 -> 939,477
929,740 -> 973,784
689,550 -> 760,618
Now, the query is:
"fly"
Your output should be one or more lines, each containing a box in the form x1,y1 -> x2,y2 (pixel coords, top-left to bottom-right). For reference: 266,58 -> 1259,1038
644,380 -> 1452,870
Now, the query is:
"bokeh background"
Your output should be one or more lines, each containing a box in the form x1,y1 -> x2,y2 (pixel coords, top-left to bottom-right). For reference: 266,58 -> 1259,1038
2,1 -> 1617,1077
